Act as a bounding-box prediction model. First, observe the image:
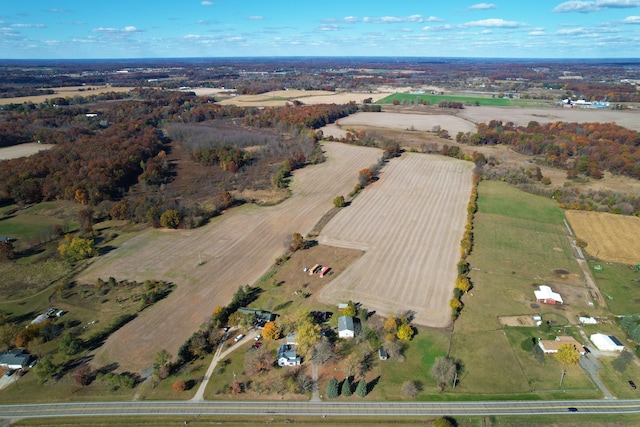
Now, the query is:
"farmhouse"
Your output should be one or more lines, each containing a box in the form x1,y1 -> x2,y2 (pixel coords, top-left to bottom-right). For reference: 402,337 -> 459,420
338,316 -> 355,338
0,350 -> 30,369
277,344 -> 301,367
538,336 -> 585,355
534,285 -> 563,305
590,333 -> 625,352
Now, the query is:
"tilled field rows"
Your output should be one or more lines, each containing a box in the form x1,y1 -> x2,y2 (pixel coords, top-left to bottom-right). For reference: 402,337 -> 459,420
78,142 -> 382,373
318,153 -> 473,327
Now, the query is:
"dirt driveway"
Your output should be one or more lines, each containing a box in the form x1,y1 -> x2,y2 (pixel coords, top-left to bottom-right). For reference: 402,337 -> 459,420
78,142 -> 382,374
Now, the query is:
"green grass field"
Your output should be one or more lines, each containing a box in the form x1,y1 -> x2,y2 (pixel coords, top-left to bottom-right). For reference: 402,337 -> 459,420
375,93 -> 544,107
588,260 -> 640,315
449,181 -> 592,395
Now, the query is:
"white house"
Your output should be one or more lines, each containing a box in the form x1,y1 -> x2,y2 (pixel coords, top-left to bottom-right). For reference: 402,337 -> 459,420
590,333 -> 624,352
538,336 -> 585,355
277,344 -> 301,367
534,285 -> 563,305
338,316 -> 355,339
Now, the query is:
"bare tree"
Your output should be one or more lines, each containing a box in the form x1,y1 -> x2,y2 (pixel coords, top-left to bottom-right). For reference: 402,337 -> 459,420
431,357 -> 457,392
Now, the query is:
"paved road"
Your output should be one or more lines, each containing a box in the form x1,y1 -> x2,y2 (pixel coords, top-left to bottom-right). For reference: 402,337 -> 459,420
1,399 -> 640,420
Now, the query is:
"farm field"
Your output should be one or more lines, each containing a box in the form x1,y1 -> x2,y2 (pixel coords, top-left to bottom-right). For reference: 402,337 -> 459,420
449,181 -> 594,395
0,86 -> 133,105
457,105 -> 640,132
332,111 -> 477,136
0,142 -> 55,160
565,210 -> 640,265
75,142 -> 383,374
376,92 -> 520,107
216,89 -> 391,107
318,153 -> 474,327
585,260 -> 640,315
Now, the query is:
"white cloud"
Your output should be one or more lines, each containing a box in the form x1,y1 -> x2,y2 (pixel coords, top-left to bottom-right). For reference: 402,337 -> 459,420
319,24 -> 340,31
467,3 -> 497,10
363,14 -> 436,23
201,1 -> 213,6
47,9 -> 71,13
123,26 -> 139,32
554,0 -> 640,13
92,26 -> 141,35
11,23 -> 47,28
464,19 -> 527,28
422,24 -> 456,31
556,27 -> 590,34
427,16 -> 444,22
622,15 -> 640,22
248,16 -> 264,20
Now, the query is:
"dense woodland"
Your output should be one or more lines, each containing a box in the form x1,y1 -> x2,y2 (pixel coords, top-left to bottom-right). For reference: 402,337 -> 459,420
457,120 -> 640,180
0,89 -> 358,227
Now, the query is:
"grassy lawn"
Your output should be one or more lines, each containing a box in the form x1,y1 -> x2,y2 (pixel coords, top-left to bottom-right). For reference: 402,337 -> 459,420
598,357 -> 640,399
449,181 -> 590,395
588,260 -> 640,315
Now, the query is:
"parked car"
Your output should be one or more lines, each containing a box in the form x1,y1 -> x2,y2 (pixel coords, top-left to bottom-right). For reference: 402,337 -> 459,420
255,334 -> 262,341
234,334 -> 244,342
583,346 -> 591,354
28,359 -> 38,368
629,380 -> 637,389
222,326 -> 230,333
5,369 -> 16,377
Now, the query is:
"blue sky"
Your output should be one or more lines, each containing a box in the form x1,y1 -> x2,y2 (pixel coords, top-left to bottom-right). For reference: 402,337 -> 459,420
1,1 -> 640,59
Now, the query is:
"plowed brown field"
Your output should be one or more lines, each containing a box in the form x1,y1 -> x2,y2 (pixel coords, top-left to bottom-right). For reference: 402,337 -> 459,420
566,210 -> 640,264
318,153 -> 473,327
78,142 -> 382,373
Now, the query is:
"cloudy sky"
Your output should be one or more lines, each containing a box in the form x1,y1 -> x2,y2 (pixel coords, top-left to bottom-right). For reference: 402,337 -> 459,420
2,1 -> 640,59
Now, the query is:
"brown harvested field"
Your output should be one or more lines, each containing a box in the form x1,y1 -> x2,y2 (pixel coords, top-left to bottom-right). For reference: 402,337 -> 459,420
0,86 -> 133,105
566,210 -> 640,264
317,153 -> 474,327
76,142 -> 382,374
216,89 -> 391,107
0,143 -> 54,160
333,111 -> 477,135
457,105 -> 640,132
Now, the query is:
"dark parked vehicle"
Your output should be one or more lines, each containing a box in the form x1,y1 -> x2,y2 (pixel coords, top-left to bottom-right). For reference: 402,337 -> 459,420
583,346 -> 590,354
567,407 -> 578,412
629,380 -> 637,389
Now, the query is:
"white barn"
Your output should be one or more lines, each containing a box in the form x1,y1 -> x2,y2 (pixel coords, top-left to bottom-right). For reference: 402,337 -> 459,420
590,333 -> 624,352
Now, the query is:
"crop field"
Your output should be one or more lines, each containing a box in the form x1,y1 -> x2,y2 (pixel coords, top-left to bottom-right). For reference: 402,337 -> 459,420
333,111 -> 477,136
565,210 -> 640,265
75,142 -> 382,373
376,93 -> 518,107
449,181 -> 591,395
318,153 -> 473,327
0,142 -> 55,160
0,86 -> 133,105
216,89 -> 391,107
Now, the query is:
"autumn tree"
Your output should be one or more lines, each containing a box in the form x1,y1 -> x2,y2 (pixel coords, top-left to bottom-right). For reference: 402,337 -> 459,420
400,380 -> 420,398
0,322 -> 20,349
333,195 -> 346,207
172,379 -> 187,392
555,343 -> 581,386
74,363 -> 93,386
342,301 -> 357,318
383,316 -> 399,342
160,209 -> 181,229
58,235 -> 97,263
312,337 -> 335,366
0,241 -> 15,263
397,323 -> 415,341
431,357 -> 457,392
358,168 -> 373,187
244,346 -> 274,376
77,206 -> 94,233
154,349 -> 172,380
262,321 -> 281,340
290,232 -> 305,252
455,275 -> 471,293
296,315 -> 321,356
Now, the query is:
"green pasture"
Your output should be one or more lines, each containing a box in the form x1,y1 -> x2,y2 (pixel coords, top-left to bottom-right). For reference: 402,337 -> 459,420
449,181 -> 588,394
588,260 -> 640,315
376,93 -> 529,107
598,357 -> 640,399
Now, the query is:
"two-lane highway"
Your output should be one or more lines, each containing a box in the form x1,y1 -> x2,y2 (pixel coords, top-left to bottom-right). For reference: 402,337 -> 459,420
1,399 -> 640,420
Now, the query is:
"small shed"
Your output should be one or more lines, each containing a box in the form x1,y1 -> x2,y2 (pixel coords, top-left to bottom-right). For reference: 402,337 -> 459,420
590,333 -> 624,352
338,316 -> 355,339
378,348 -> 388,360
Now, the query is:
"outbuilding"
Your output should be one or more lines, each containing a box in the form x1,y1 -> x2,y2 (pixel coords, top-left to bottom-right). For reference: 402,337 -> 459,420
534,285 -> 563,305
338,316 -> 355,339
590,333 -> 624,352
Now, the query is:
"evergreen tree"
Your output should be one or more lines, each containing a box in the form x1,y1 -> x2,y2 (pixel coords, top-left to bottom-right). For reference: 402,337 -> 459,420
356,378 -> 367,397
326,376 -> 339,398
341,378 -> 352,396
